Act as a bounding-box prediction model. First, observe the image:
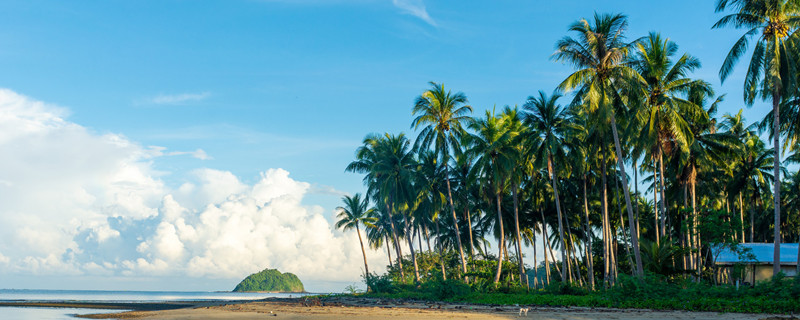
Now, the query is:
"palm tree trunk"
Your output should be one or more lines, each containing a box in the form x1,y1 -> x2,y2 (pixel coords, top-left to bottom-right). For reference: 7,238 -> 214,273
692,178 -> 701,280
634,158 -> 641,240
386,203 -> 405,279
739,193 -> 745,243
583,174 -> 595,290
424,225 -> 432,253
356,225 -> 370,281
433,221 -> 447,280
540,219 -> 551,286
750,195 -> 756,243
528,231 -> 539,288
653,156 -> 661,246
609,113 -> 644,279
493,191 -> 505,284
405,217 -> 421,283
601,147 -> 610,287
549,155 -> 570,283
512,185 -> 527,287
466,208 -> 474,259
772,92 -> 782,277
658,146 -> 668,240
614,168 -> 635,272
386,234 -> 393,269
444,174 -> 469,280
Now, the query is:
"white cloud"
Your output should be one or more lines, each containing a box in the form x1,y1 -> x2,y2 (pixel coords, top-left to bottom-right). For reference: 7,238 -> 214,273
392,0 -> 436,26
0,89 -> 384,289
147,92 -> 211,105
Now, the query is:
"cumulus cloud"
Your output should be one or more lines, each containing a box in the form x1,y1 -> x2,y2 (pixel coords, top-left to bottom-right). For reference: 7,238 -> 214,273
0,89 -> 384,289
392,0 -> 436,26
147,92 -> 211,105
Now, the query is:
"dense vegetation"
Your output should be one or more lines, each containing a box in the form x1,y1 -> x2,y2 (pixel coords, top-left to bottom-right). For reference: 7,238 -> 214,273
232,268 -> 305,293
335,0 -> 800,310
361,273 -> 800,313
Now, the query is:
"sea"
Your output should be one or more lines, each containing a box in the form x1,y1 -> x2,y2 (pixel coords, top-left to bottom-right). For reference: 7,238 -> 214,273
0,289 -> 311,319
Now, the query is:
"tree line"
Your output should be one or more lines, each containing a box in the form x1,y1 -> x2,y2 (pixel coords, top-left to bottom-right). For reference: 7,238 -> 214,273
336,2 -> 800,289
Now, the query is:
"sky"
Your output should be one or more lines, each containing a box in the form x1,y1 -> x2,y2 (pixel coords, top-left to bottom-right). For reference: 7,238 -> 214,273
0,0 -> 775,292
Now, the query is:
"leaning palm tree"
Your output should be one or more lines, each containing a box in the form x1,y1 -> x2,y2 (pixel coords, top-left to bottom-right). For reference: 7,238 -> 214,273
336,194 -> 378,281
714,0 -> 800,276
523,90 -> 576,283
553,12 -> 645,279
411,82 -> 474,278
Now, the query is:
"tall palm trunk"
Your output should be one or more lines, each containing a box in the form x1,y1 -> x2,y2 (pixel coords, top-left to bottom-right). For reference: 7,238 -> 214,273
512,185 -> 527,287
739,193 -> 745,243
465,208 -> 474,258
444,173 -> 469,279
692,175 -> 701,279
386,203 -> 405,279
658,145 -> 668,240
772,91 -> 781,277
356,225 -> 370,281
601,147 -> 610,287
609,113 -> 644,279
653,156 -> 661,246
493,191 -> 506,284
583,174 -> 595,290
540,212 -> 552,285
405,216 -> 421,282
386,234 -> 393,269
530,232 -> 539,288
433,221 -> 447,280
549,155 -> 570,283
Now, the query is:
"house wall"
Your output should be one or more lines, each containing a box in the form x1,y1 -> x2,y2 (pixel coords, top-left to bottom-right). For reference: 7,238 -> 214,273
743,265 -> 797,283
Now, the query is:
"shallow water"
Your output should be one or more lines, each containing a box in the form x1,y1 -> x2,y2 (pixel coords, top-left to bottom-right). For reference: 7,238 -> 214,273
0,288 -> 309,302
0,307 -> 125,320
0,289 -> 312,319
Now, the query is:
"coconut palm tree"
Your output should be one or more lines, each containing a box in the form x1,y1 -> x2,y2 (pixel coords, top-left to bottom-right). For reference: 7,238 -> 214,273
523,90 -> 577,283
629,32 -> 711,241
465,110 -> 517,284
554,12 -> 645,279
675,88 -> 739,275
714,0 -> 800,276
336,194 -> 378,281
411,82 -> 474,278
501,106 -> 529,286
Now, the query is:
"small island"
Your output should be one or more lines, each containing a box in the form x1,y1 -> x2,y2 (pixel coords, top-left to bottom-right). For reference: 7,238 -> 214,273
232,268 -> 305,293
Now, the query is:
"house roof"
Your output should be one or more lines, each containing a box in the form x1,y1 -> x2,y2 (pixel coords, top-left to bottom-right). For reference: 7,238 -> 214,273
713,243 -> 799,265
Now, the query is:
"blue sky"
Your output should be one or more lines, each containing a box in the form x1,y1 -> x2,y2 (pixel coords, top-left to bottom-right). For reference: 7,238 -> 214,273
0,1 -> 773,292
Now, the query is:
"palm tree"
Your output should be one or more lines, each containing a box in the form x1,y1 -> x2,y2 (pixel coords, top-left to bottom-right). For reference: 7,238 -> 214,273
629,32 -> 711,242
501,106 -> 529,286
676,88 -> 739,275
720,108 -> 760,241
714,0 -> 800,276
411,82 -> 474,278
465,110 -> 517,284
336,194 -> 378,281
523,90 -> 576,283
554,12 -> 645,279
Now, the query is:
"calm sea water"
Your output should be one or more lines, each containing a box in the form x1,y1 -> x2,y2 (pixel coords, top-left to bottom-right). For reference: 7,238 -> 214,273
0,289 -> 311,319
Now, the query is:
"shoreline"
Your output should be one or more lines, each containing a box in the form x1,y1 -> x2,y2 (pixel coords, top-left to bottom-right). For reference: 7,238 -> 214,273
2,297 -> 787,320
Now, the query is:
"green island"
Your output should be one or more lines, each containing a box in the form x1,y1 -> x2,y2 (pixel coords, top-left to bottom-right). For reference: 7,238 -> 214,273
232,268 -> 305,293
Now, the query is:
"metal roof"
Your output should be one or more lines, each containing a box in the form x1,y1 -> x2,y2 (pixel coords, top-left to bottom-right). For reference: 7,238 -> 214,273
713,243 -> 800,265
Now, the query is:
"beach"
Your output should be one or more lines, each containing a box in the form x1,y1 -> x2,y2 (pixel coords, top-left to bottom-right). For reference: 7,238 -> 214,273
64,297 -> 788,320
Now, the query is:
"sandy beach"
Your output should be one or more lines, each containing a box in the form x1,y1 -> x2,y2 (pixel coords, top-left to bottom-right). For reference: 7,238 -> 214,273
64,297 -> 792,320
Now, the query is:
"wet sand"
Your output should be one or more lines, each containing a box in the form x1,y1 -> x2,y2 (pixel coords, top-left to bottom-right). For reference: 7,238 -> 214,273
5,297 -> 793,320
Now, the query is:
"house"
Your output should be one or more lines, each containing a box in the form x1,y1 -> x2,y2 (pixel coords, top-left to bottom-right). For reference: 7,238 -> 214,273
714,243 -> 799,284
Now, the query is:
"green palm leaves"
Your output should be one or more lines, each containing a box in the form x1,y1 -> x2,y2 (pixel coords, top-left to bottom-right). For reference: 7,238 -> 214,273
336,193 -> 377,279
